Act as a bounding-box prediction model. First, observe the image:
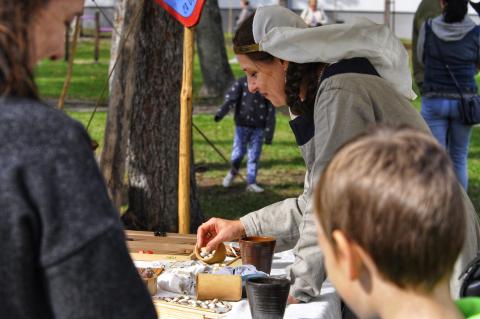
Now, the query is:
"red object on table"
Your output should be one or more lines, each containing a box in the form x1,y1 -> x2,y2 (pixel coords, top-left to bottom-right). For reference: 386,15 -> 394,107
138,250 -> 154,254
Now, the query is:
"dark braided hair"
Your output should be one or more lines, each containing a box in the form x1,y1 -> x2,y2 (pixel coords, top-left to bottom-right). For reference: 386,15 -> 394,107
0,0 -> 48,99
443,0 -> 468,23
285,62 -> 325,116
233,12 -> 325,116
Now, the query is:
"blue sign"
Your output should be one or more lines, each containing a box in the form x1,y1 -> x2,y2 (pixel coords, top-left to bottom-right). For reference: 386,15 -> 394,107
155,0 -> 205,27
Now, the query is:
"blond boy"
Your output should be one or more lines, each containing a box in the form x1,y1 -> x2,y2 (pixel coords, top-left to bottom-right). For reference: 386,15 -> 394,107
315,126 -> 480,319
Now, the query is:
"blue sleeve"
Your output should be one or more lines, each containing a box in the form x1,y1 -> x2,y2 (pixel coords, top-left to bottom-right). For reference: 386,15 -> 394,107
215,80 -> 243,120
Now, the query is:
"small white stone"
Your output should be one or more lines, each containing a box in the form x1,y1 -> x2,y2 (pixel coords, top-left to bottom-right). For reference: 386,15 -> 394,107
217,306 -> 228,313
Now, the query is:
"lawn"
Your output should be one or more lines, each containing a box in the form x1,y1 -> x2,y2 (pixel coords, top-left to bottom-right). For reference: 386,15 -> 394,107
36,39 -> 112,103
35,37 -> 245,103
46,36 -> 480,219
69,110 -> 305,220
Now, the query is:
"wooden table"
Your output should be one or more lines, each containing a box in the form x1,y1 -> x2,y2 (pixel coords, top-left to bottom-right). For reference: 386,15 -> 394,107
126,230 -> 196,255
127,230 -> 226,318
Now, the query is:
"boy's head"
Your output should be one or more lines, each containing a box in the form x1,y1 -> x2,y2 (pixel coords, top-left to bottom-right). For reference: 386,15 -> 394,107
314,126 -> 466,318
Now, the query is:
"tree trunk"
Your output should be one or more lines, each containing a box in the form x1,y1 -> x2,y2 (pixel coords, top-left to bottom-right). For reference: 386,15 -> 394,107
125,0 -> 203,232
109,0 -> 126,92
100,0 -> 138,210
278,0 -> 289,7
196,0 -> 234,99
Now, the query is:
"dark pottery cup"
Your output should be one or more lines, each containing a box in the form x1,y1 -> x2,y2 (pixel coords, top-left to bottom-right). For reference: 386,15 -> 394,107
240,236 -> 276,274
246,276 -> 290,319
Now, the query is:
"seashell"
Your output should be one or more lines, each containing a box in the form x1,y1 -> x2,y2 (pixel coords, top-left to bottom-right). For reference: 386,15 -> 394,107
194,243 -> 227,264
216,306 -> 228,313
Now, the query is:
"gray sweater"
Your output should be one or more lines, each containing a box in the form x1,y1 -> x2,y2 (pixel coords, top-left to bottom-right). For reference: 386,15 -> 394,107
241,70 -> 480,302
0,97 -> 157,319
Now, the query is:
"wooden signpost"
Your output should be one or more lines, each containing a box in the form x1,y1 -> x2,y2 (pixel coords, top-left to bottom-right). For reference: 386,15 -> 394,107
154,0 -> 206,234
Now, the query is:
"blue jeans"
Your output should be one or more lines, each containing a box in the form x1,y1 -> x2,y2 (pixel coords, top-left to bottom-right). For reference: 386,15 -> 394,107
231,126 -> 264,185
421,97 -> 472,189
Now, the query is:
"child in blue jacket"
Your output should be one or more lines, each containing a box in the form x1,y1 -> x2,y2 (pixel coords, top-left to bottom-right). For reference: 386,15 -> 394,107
215,76 -> 275,193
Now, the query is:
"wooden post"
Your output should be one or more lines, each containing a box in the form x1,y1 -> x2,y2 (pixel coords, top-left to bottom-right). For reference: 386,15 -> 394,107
58,16 -> 81,110
178,27 -> 194,234
94,11 -> 100,63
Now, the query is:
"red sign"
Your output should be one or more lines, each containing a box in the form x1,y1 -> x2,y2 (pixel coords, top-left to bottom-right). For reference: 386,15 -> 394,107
155,0 -> 206,27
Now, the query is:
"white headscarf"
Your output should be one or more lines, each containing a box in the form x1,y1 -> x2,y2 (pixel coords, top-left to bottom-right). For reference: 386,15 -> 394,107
251,5 -> 416,100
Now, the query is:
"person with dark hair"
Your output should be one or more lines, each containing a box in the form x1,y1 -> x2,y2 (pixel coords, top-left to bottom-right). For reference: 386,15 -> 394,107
215,76 -> 275,193
315,125 -> 480,319
197,5 -> 480,304
0,1 -> 157,318
417,0 -> 479,190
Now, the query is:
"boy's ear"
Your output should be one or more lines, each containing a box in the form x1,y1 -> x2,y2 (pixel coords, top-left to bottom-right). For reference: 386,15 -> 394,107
332,230 -> 363,281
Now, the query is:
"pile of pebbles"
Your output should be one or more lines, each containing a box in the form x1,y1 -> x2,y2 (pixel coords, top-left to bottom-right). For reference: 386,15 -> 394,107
156,295 -> 232,314
200,247 -> 216,259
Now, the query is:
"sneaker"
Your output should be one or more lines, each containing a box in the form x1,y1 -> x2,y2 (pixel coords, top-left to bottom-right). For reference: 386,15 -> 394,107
246,183 -> 264,193
223,171 -> 236,187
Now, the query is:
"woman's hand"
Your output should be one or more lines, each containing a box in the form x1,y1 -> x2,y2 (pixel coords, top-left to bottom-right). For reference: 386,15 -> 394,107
287,295 -> 301,304
196,218 -> 246,251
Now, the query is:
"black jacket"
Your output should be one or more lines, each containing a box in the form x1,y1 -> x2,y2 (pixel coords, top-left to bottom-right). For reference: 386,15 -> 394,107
215,77 -> 276,144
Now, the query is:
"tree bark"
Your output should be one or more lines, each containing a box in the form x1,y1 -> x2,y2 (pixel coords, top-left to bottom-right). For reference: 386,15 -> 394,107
125,0 -> 203,232
109,0 -> 126,92
196,0 -> 234,99
100,0 -> 138,210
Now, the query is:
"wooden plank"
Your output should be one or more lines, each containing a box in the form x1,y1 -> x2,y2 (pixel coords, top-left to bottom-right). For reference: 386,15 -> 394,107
125,230 -> 196,255
126,230 -> 196,238
126,231 -> 196,244
127,241 -> 194,255
130,252 -> 191,262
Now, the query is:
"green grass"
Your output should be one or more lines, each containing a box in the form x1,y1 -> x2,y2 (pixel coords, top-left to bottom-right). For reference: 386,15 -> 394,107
67,111 -> 107,151
36,36 -> 244,104
36,39 -> 111,103
67,110 -> 305,220
193,114 -> 304,220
